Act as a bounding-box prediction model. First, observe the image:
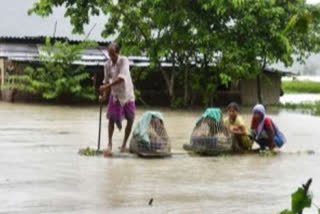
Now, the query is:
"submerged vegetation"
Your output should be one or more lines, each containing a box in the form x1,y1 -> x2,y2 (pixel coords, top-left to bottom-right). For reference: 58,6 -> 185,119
282,81 -> 320,94
280,101 -> 320,116
78,147 -> 103,156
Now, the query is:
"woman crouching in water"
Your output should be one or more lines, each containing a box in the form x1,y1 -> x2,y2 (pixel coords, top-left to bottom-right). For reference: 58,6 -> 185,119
224,102 -> 253,152
250,104 -> 286,150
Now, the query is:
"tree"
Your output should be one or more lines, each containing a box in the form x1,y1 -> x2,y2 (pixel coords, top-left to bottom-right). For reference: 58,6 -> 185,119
28,0 -> 237,106
7,38 -> 97,102
226,0 -> 320,103
29,0 -> 320,106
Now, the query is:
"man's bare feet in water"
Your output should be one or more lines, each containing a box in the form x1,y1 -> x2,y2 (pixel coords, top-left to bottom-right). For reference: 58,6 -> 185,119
103,144 -> 113,157
120,145 -> 128,153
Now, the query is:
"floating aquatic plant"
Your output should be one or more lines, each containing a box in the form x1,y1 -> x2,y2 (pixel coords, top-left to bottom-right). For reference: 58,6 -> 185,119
258,150 -> 279,157
78,147 -> 103,156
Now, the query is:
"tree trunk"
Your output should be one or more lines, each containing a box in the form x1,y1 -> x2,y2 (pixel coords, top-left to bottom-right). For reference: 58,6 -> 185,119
169,72 -> 175,104
257,57 -> 267,104
160,67 -> 175,105
183,68 -> 189,107
257,74 -> 263,104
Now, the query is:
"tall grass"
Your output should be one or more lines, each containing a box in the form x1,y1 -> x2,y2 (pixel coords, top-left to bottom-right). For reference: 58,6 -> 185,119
282,80 -> 320,93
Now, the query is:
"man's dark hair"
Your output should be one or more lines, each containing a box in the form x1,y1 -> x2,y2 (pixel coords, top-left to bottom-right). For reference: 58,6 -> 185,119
108,42 -> 121,53
227,102 -> 239,111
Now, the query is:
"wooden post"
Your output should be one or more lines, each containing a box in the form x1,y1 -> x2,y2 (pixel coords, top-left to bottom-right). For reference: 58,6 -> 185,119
183,68 -> 189,107
257,56 -> 267,105
0,59 -> 4,89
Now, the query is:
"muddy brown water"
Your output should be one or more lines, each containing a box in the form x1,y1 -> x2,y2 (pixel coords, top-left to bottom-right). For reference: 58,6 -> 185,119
1,102 -> 320,214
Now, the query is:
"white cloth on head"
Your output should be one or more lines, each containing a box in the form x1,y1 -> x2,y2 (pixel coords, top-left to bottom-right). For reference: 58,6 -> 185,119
103,56 -> 135,106
252,104 -> 266,140
252,104 -> 286,145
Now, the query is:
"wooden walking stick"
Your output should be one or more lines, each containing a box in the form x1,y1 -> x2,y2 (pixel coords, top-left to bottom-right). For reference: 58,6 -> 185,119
97,101 -> 103,151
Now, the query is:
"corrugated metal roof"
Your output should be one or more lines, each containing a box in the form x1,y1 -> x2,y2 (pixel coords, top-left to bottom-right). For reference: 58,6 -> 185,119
81,47 -> 107,61
0,43 -> 39,62
0,43 -> 107,66
0,43 -> 169,67
1,43 -> 301,71
0,43 -> 38,55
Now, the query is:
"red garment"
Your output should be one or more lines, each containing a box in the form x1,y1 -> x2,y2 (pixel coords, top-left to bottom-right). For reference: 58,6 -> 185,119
251,117 -> 273,130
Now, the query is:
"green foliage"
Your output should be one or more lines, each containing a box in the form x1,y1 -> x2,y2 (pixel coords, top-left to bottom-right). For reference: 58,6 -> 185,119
6,38 -> 97,102
171,97 -> 184,109
78,147 -> 103,156
291,188 -> 312,213
282,81 -> 320,93
29,0 -> 320,107
280,179 -> 313,214
280,210 -> 293,214
28,0 -> 101,34
190,67 -> 220,106
258,150 -> 279,157
280,101 -> 320,116
130,67 -> 150,106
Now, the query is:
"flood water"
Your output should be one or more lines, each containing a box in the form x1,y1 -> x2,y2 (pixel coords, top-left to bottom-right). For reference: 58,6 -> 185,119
280,93 -> 320,104
1,102 -> 320,214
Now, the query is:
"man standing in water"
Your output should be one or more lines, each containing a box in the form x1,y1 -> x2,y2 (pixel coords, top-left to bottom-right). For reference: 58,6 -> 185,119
100,42 -> 135,156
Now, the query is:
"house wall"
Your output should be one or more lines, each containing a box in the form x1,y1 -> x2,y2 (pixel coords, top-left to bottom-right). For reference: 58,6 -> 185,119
0,59 -> 4,89
0,60 -> 28,102
240,72 -> 281,105
1,59 -> 25,84
213,91 -> 241,106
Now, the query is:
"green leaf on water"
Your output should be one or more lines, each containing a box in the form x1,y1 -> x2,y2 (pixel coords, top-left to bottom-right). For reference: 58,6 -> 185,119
291,188 -> 312,213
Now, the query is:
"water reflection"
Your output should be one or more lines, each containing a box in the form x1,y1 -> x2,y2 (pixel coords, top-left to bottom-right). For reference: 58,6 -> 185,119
281,93 -> 320,104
